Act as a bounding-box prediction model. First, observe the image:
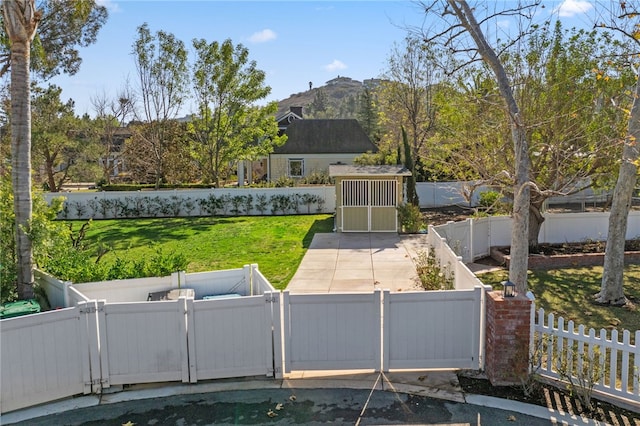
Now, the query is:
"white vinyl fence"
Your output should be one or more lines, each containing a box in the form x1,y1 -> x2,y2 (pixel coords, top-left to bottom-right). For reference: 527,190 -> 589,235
533,307 -> 639,405
2,276 -> 487,414
190,292 -> 281,381
282,291 -> 383,372
45,186 -> 335,220
431,211 -> 640,264
382,287 -> 484,370
0,305 -> 94,413
4,212 -> 639,414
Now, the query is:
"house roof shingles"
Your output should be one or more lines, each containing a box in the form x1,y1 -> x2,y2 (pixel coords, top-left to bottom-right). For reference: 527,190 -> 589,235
274,119 -> 378,155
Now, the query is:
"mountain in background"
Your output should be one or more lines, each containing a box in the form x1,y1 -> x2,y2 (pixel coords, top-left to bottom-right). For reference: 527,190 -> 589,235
276,76 -> 384,119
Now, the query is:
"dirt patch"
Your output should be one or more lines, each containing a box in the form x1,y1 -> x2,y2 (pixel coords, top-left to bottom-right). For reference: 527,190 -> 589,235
421,205 -> 477,226
458,372 -> 640,425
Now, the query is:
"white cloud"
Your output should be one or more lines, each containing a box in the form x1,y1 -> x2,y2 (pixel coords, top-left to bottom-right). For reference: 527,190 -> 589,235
497,19 -> 510,30
97,0 -> 121,13
555,0 -> 593,17
324,59 -> 347,72
249,29 -> 277,43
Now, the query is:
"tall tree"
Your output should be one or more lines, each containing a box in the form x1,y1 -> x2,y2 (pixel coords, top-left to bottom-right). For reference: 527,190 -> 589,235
434,23 -> 630,245
594,1 -> 640,306
189,38 -> 285,187
1,0 -> 107,79
2,0 -> 106,299
131,23 -> 188,189
31,84 -> 88,192
3,0 -> 41,299
91,85 -> 135,184
357,86 -> 380,143
420,0 -> 539,293
379,36 -> 439,175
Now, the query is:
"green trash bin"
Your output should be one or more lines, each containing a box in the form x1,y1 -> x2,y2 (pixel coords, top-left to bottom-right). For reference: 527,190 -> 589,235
0,299 -> 41,319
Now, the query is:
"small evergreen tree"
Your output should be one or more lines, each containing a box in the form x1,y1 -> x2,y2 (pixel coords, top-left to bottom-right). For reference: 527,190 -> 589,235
402,126 -> 419,206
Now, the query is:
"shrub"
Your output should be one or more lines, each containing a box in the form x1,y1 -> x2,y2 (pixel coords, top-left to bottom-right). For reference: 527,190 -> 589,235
478,190 -> 511,215
397,203 -> 423,233
414,248 -> 454,291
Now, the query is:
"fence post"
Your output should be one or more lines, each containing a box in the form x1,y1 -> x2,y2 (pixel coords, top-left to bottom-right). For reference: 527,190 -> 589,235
381,289 -> 391,372
468,218 -> 474,262
266,291 -> 283,379
484,291 -> 532,386
185,297 -> 197,383
374,289 -> 383,373
95,299 -> 110,391
171,270 -> 186,289
282,290 -> 292,374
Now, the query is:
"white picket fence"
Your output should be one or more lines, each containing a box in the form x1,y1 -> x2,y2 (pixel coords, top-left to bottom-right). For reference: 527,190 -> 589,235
426,212 -> 640,408
532,307 -> 639,405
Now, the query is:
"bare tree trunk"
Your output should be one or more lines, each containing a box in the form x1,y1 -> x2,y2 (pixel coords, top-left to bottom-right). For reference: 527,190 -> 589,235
528,202 -> 546,248
596,77 -> 640,306
447,0 -> 531,294
4,0 -> 40,300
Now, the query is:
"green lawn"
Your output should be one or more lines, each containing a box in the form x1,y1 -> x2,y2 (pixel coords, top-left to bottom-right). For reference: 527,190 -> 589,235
70,214 -> 639,333
71,215 -> 334,290
479,266 -> 640,334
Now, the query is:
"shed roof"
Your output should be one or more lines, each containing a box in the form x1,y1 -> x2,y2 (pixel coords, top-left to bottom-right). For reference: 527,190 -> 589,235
273,119 -> 378,154
328,164 -> 412,177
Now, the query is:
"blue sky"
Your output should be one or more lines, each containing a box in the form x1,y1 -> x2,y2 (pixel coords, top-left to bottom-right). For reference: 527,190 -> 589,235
47,0 -> 595,118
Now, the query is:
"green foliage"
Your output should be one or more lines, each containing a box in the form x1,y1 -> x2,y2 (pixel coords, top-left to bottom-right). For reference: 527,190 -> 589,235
1,176 -> 69,302
414,248 -> 454,291
477,190 -> 511,215
31,84 -> 102,191
0,0 -> 108,80
299,171 -> 333,185
189,38 -> 285,187
396,203 -> 423,233
0,178 -> 17,303
273,176 -> 296,187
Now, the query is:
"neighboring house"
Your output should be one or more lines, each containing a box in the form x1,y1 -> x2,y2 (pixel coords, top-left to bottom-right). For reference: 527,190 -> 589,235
267,110 -> 378,182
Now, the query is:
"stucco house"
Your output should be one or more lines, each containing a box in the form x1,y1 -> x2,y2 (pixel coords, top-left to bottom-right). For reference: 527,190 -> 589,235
266,111 -> 378,182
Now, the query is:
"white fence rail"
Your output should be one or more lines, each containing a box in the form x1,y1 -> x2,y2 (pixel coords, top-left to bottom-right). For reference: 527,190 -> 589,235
533,307 -> 640,405
432,211 -> 640,264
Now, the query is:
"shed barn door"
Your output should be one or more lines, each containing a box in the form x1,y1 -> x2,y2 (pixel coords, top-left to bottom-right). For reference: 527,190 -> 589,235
341,179 -> 398,232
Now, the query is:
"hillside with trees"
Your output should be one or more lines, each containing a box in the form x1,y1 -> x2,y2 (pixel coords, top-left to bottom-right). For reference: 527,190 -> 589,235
277,76 -> 384,120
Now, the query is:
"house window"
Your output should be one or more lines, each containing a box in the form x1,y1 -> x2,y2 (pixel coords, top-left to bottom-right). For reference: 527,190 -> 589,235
288,159 -> 304,178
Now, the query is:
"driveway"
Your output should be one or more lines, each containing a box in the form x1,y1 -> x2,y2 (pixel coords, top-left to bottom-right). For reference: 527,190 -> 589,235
286,232 -> 429,293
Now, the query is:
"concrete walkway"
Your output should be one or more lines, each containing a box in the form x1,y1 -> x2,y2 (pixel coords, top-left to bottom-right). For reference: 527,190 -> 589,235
287,232 -> 429,293
287,232 -> 504,294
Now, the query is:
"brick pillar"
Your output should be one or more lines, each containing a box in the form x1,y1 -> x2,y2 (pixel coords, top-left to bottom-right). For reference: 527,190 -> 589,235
485,291 -> 532,386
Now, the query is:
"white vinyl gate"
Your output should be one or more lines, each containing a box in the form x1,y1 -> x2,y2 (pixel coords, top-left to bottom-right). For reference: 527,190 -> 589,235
341,179 -> 398,232
282,288 -> 483,373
